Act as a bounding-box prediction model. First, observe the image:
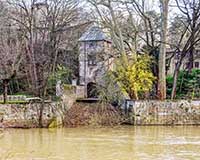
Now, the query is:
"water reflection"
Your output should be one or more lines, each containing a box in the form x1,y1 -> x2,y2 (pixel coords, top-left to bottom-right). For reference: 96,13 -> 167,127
0,126 -> 200,160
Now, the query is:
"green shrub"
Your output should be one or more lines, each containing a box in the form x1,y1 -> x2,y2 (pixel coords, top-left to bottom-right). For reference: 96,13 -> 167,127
167,69 -> 200,99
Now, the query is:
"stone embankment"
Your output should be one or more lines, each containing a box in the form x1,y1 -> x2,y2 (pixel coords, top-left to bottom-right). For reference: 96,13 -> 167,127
0,100 -> 199,128
130,100 -> 200,125
0,85 -> 77,128
0,103 -> 66,128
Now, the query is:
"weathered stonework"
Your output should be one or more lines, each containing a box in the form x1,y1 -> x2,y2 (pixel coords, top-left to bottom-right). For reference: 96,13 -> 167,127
130,100 -> 200,125
0,103 -> 66,128
0,100 -> 199,128
0,85 -> 78,128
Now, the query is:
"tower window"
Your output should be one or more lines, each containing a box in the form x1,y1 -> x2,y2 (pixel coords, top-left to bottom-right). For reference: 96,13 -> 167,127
88,54 -> 96,66
88,42 -> 97,48
195,62 -> 199,68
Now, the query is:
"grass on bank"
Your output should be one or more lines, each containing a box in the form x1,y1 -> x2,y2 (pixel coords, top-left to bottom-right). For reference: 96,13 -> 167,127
0,101 -> 28,104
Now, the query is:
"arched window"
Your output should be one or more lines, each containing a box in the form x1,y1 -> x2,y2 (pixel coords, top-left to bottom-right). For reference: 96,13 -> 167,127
195,62 -> 199,68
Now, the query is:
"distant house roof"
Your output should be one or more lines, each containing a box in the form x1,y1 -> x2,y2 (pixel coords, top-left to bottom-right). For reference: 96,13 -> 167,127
79,26 -> 111,42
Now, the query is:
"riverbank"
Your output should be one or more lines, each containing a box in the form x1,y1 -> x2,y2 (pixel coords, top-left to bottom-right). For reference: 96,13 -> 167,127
0,100 -> 199,128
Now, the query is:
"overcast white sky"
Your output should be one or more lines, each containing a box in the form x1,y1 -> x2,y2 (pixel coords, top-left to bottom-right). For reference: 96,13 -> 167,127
80,0 -> 181,23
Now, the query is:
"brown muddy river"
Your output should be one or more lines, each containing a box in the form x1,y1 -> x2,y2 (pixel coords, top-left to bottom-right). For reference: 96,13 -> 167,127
0,126 -> 200,160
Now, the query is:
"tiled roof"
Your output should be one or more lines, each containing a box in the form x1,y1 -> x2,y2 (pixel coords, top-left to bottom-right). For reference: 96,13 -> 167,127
79,26 -> 111,42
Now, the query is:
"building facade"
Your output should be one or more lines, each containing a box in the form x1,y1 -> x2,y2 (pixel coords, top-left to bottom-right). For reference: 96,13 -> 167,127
167,49 -> 200,75
78,26 -> 113,97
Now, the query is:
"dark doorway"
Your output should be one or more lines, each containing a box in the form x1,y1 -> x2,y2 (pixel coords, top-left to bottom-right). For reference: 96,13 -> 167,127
87,82 -> 98,98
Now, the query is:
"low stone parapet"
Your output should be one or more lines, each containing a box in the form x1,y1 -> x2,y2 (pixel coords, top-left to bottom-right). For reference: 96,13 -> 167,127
129,100 -> 200,125
0,103 -> 66,128
0,100 -> 199,128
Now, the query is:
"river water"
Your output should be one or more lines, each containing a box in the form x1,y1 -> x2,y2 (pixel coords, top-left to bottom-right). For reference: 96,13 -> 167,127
0,126 -> 199,160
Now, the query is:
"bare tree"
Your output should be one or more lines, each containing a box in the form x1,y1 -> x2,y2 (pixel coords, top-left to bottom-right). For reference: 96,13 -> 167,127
123,0 -> 161,98
7,0 -> 78,97
5,0 -> 79,126
124,0 -> 159,49
170,0 -> 200,99
0,2 -> 23,103
88,0 -> 126,54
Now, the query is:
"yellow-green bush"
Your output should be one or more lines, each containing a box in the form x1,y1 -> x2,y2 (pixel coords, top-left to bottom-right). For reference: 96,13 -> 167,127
115,53 -> 155,99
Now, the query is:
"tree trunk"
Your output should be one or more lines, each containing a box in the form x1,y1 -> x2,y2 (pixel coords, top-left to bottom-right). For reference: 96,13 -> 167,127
188,4 -> 196,73
171,62 -> 181,99
3,79 -> 9,104
188,24 -> 195,72
188,48 -> 194,72
108,4 -> 125,54
158,0 -> 169,100
38,78 -> 49,127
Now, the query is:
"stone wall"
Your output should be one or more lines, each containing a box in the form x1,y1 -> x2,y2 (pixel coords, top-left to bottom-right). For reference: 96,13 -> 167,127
62,85 -> 77,108
0,85 -> 76,128
0,100 -> 199,128
0,103 -> 66,128
130,100 -> 200,125
0,85 -> 78,128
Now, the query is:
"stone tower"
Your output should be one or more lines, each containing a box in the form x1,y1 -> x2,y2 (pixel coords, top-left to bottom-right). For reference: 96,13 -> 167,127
78,26 -> 112,97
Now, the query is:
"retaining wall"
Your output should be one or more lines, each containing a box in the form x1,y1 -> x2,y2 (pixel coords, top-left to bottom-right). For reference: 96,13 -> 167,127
0,100 -> 199,128
130,100 -> 200,125
0,103 -> 66,128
